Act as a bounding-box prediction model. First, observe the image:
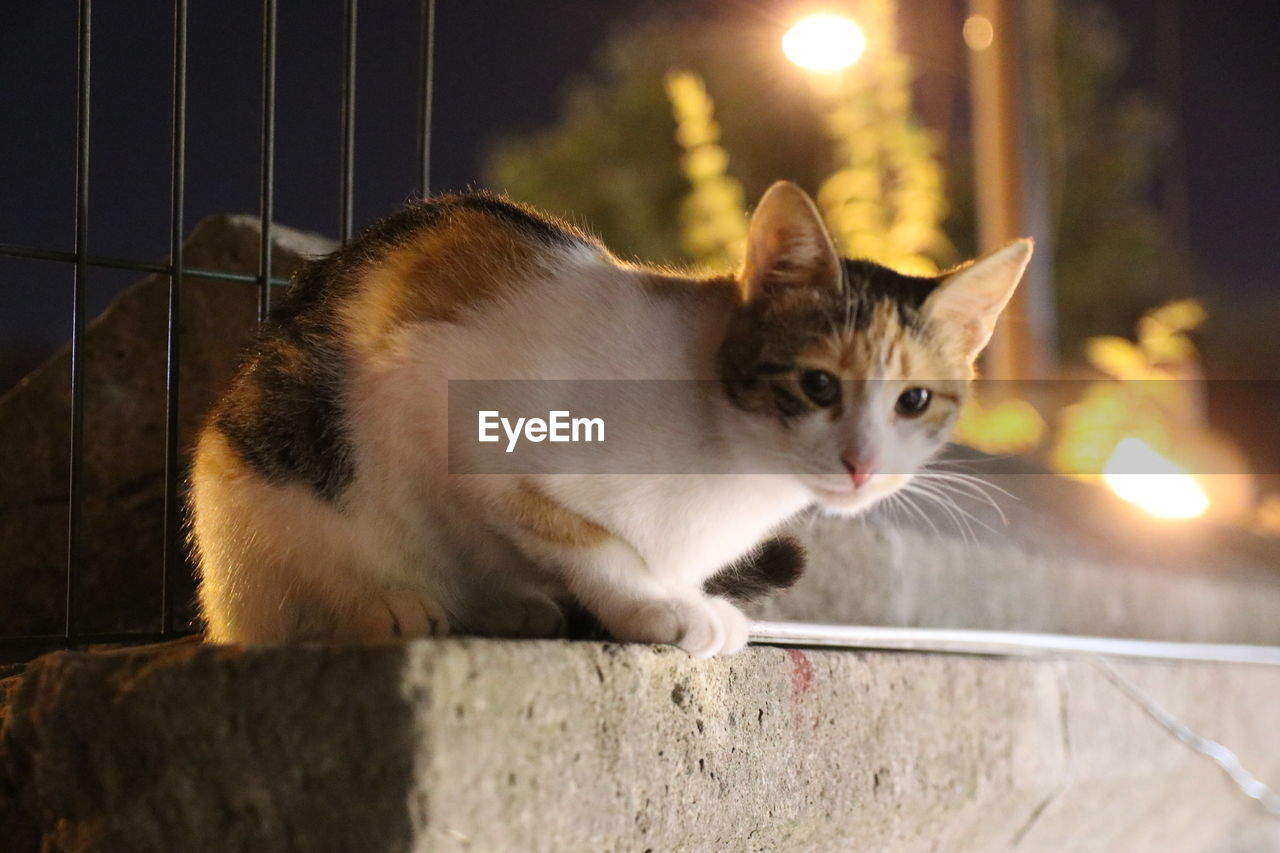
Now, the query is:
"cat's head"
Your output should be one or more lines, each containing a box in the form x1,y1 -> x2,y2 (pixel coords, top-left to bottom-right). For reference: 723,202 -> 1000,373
719,181 -> 1032,516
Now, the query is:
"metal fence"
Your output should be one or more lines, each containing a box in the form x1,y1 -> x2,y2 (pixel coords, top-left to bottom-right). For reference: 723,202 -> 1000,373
0,0 -> 437,657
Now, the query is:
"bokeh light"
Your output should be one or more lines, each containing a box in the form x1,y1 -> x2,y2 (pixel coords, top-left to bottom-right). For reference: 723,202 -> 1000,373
963,15 -> 994,51
783,13 -> 867,73
1101,438 -> 1210,520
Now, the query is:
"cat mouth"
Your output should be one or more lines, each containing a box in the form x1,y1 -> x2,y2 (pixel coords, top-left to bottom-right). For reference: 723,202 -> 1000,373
805,478 -> 869,504
808,481 -> 858,498
805,472 -> 907,512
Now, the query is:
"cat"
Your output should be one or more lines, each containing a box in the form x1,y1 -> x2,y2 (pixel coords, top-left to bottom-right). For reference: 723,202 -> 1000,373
189,181 -> 1030,657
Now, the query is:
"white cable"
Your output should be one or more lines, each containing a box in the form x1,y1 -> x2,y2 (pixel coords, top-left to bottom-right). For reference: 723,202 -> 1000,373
748,621 -> 1280,666
1092,659 -> 1280,817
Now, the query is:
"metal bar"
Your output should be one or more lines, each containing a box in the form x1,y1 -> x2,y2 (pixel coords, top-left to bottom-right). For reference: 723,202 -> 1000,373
0,244 -> 291,286
416,0 -> 436,196
66,0 -> 92,642
161,0 -> 188,635
257,0 -> 277,321
748,622 -> 1280,667
339,0 -> 357,244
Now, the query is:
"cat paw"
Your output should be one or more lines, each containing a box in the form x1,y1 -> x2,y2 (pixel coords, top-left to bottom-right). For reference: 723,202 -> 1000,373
622,596 -> 749,658
471,593 -> 566,638
707,597 -> 750,654
352,590 -> 449,641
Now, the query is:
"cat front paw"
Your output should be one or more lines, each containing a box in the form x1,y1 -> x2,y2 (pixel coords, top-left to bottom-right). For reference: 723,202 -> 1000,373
706,596 -> 750,654
349,589 -> 449,641
469,592 -> 567,639
624,595 -> 750,658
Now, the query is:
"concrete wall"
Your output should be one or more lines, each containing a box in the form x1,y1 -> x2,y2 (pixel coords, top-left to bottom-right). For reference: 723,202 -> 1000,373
4,639 -> 1277,851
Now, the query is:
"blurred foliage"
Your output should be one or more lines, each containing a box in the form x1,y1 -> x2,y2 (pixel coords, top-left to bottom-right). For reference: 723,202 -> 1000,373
1049,2 -> 1192,358
1083,298 -> 1205,381
953,396 -> 1046,455
1054,299 -> 1205,477
663,71 -> 748,271
1051,297 -> 1255,521
814,0 -> 953,274
485,12 -> 833,266
485,0 -> 1189,360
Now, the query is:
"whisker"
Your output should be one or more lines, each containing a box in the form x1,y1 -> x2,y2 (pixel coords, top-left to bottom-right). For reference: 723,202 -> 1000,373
906,481 -> 1002,540
929,450 -> 1017,466
921,468 -> 1019,500
915,472 -> 1012,525
895,488 -> 942,539
902,481 -> 980,545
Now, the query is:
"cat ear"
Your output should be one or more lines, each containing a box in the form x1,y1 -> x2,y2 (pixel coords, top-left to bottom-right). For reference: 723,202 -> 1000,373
923,239 -> 1034,361
741,181 -> 841,301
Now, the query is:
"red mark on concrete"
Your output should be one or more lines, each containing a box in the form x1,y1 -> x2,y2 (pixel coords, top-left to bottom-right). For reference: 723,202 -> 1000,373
786,648 -> 814,696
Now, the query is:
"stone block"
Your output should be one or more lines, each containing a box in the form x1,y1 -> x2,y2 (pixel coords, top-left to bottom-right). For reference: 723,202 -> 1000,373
3,640 -> 1277,851
0,218 -> 335,636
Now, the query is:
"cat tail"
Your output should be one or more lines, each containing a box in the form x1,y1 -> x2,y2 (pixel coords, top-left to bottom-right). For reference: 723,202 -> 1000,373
703,536 -> 806,604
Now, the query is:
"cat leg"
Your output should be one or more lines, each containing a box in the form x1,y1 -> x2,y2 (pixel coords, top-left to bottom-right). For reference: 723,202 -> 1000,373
191,435 -> 308,643
519,535 -> 748,657
492,481 -> 748,656
194,428 -> 453,644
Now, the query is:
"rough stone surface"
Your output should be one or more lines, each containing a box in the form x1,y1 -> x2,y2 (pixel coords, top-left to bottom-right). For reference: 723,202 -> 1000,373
2,640 -> 1278,851
0,217 -> 335,637
0,641 -> 413,852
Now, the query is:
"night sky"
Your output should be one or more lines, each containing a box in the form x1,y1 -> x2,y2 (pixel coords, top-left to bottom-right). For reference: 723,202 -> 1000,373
2,0 -> 1278,391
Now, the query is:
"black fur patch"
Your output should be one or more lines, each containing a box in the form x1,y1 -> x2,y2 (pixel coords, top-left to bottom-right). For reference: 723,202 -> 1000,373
212,328 -> 354,501
704,536 -> 807,603
209,191 -> 596,502
840,258 -> 937,333
348,191 -> 597,257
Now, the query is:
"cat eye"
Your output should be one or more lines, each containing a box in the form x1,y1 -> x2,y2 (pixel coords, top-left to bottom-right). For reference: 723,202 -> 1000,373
799,370 -> 840,407
895,387 -> 932,417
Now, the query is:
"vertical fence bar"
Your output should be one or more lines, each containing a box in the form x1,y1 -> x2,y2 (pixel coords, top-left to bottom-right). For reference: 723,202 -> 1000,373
339,0 -> 357,244
416,0 -> 435,196
257,0 -> 277,321
161,0 -> 188,635
66,0 -> 92,641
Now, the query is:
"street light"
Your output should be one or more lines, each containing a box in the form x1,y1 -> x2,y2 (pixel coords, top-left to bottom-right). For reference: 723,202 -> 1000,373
782,13 -> 866,73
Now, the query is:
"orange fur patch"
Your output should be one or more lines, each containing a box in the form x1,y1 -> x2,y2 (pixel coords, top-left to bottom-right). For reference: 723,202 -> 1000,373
503,480 -> 611,547
355,208 -> 567,340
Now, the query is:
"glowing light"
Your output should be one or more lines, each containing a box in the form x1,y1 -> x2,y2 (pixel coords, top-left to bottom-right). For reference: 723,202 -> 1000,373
963,15 -> 994,51
1101,438 -> 1209,520
783,14 -> 867,73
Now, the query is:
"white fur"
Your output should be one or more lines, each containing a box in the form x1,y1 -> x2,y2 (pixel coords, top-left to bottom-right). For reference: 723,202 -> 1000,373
194,248 -> 816,655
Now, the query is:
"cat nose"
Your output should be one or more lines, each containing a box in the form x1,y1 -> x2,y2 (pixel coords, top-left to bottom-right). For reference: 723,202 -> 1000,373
841,456 -> 876,489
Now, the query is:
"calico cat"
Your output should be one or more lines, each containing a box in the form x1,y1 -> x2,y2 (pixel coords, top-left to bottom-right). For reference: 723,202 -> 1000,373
190,182 -> 1030,657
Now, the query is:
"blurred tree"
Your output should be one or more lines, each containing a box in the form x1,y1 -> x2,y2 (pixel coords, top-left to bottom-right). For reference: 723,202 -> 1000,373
1049,2 -> 1192,358
484,12 -> 831,266
485,1 -> 1189,361
664,71 -> 748,271
813,0 -> 953,275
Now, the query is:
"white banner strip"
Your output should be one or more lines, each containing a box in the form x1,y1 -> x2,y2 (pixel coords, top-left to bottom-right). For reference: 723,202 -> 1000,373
748,621 -> 1280,666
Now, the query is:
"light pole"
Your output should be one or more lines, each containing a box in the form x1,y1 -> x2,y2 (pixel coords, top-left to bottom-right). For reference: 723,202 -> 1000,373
965,0 -> 1058,379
